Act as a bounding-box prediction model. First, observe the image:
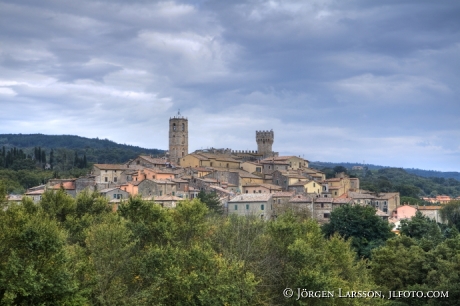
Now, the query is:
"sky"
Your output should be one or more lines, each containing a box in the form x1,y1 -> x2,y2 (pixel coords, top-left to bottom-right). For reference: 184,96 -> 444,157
1,0 -> 460,171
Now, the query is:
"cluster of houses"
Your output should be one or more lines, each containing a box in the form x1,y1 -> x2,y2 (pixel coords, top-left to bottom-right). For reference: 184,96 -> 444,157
17,152 -> 410,224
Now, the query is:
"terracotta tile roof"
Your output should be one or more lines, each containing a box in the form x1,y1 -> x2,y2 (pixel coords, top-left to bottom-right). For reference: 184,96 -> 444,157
94,164 -> 129,170
376,209 -> 389,217
25,189 -> 45,195
7,195 -> 23,201
138,156 -> 168,165
377,193 -> 399,199
243,183 -> 282,190
348,192 -> 376,199
314,197 -> 334,203
152,195 -> 183,201
289,194 -> 313,203
152,179 -> 176,184
325,178 -> 341,182
333,198 -> 354,204
99,187 -> 125,193
272,191 -> 295,197
418,206 -> 442,210
229,193 -> 273,202
51,181 -> 76,190
209,185 -> 233,194
189,154 -> 210,161
260,160 -> 289,165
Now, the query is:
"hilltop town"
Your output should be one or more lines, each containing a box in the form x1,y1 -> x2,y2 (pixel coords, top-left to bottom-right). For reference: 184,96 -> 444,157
18,112 -> 451,226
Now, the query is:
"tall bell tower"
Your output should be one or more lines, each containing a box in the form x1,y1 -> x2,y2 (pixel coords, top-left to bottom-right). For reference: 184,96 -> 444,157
169,110 -> 188,165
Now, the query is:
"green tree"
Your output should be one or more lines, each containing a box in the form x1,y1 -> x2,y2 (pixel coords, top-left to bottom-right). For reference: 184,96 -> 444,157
0,206 -> 82,305
197,190 -> 223,214
322,204 -> 394,258
440,200 -> 460,230
399,211 -> 443,248
40,189 -> 76,223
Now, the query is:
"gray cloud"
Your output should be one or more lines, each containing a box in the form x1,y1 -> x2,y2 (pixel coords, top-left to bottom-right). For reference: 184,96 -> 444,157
1,0 -> 460,171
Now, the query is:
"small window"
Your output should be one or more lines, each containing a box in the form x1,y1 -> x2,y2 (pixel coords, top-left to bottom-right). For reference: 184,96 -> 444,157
278,199 -> 280,204
114,177 -> 117,182
324,213 -> 330,219
321,203 -> 324,208
246,204 -> 249,210
259,190 -> 261,193
105,177 -> 108,182
235,205 -> 238,210
172,192 -> 175,196
245,190 -> 248,193
160,191 -> 162,196
261,204 -> 264,210
113,194 -> 116,199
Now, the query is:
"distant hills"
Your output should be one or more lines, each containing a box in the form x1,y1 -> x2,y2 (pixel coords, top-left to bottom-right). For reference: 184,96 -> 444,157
0,134 -> 165,164
309,161 -> 460,181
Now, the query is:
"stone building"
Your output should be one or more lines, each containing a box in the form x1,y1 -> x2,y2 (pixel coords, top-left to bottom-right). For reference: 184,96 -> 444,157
169,111 -> 188,165
256,130 -> 274,157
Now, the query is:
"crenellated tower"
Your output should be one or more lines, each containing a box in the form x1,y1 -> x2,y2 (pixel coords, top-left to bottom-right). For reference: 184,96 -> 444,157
256,130 -> 274,157
169,111 -> 188,165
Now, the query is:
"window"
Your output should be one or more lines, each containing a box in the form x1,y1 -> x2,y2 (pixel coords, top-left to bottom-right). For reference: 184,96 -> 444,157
182,123 -> 185,131
259,190 -> 261,193
113,194 -> 117,199
261,204 -> 264,210
253,190 -> 256,193
334,191 -> 337,195
160,191 -> 162,196
172,192 -> 175,196
105,177 -> 108,182
246,204 -> 249,210
278,199 -> 280,204
114,177 -> 117,182
324,213 -> 330,218
321,203 -> 324,208
235,205 -> 238,210
245,190 -> 248,193
313,183 -> 316,187
173,123 -> 176,131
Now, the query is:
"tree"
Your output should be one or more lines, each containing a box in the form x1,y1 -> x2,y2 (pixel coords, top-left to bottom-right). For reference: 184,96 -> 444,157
197,190 -> 223,214
333,165 -> 348,175
400,211 -> 443,244
0,206 -> 82,304
322,204 -> 394,258
440,200 -> 460,230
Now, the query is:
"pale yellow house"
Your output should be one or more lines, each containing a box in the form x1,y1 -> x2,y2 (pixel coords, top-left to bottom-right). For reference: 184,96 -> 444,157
240,161 -> 263,174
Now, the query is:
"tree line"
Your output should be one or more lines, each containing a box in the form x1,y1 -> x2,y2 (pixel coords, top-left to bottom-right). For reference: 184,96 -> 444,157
1,186 -> 459,305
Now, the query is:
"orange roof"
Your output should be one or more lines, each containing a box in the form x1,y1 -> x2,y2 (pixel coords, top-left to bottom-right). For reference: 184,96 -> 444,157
51,181 -> 76,190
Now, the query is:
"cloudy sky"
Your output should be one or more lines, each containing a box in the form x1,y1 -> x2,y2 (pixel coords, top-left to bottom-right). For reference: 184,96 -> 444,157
1,0 -> 459,171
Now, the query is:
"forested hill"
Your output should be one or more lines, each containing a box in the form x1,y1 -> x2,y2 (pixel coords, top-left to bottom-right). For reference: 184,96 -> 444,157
0,134 -> 165,164
310,161 -> 460,181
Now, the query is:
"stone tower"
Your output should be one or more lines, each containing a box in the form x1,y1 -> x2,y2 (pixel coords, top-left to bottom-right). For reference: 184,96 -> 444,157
169,111 -> 188,165
256,130 -> 274,157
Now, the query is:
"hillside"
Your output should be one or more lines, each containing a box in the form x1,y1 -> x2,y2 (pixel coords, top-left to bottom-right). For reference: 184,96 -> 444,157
0,134 -> 165,164
310,161 -> 460,181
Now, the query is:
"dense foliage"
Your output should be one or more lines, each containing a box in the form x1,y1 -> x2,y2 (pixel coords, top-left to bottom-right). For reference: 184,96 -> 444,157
310,161 -> 460,180
318,166 -> 460,198
322,205 -> 394,258
1,192 -> 390,305
0,134 -> 164,164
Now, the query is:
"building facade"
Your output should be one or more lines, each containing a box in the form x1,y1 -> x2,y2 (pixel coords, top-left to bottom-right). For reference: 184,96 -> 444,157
169,112 -> 188,165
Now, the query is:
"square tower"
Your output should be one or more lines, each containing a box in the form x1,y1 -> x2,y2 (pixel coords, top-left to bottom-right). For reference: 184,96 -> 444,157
169,112 -> 188,165
256,130 -> 274,157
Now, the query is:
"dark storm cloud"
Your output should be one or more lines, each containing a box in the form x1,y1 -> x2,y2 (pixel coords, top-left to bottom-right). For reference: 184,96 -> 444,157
1,0 -> 460,170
